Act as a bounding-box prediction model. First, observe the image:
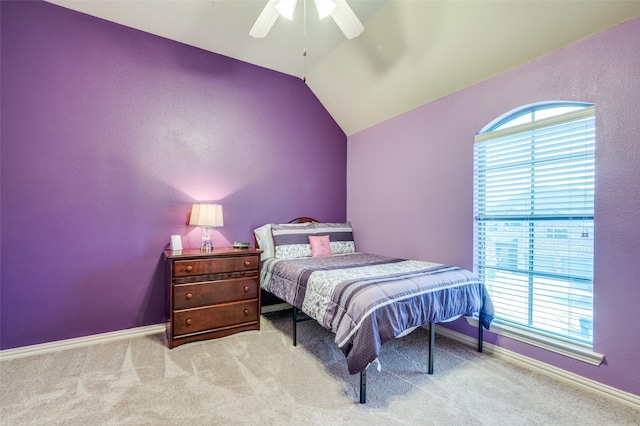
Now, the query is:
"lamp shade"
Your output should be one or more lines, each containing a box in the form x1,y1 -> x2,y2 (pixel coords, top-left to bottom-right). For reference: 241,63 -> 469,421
189,204 -> 224,227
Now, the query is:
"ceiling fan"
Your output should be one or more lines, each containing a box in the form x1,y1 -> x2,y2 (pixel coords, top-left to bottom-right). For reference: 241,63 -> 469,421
250,0 -> 364,39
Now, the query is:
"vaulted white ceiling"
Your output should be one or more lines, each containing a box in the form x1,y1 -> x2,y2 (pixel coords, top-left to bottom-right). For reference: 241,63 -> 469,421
45,0 -> 640,135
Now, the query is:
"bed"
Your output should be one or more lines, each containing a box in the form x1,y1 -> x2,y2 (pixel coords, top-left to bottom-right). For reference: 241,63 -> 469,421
254,218 -> 493,403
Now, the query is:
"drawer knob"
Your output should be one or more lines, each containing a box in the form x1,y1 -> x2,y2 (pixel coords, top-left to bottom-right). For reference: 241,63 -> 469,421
243,286 -> 250,292
243,309 -> 249,316
186,265 -> 193,272
185,293 -> 193,300
244,261 -> 251,267
185,318 -> 192,325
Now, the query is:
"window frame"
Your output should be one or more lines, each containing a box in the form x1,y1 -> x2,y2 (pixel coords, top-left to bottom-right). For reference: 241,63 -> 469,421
473,103 -> 603,365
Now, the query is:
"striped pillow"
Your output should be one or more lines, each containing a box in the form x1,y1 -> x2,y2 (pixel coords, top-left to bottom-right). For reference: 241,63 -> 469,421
313,222 -> 356,255
272,222 -> 316,259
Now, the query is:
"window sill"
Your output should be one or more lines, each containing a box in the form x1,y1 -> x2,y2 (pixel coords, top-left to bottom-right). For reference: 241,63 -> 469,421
466,316 -> 604,366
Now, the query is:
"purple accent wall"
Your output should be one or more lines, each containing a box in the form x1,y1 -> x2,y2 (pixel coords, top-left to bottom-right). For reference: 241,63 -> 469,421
348,17 -> 640,395
1,1 -> 346,349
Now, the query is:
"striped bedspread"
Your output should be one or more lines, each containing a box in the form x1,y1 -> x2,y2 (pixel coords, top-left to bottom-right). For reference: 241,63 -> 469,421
262,253 -> 494,374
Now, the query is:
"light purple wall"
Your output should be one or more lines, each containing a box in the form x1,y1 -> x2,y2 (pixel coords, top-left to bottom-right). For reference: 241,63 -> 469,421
348,18 -> 640,395
0,1 -> 346,349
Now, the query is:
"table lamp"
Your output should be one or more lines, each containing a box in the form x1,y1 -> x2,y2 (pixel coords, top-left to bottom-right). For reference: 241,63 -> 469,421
189,203 -> 224,252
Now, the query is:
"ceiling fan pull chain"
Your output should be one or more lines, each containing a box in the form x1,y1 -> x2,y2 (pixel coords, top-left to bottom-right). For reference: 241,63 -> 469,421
302,0 -> 307,83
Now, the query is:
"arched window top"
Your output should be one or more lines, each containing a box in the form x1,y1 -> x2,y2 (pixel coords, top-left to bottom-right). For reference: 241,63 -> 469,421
479,101 -> 594,134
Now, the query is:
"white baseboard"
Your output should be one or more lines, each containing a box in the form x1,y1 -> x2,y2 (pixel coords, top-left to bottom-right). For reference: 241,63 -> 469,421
0,324 -> 167,361
0,308 -> 294,361
434,325 -> 640,411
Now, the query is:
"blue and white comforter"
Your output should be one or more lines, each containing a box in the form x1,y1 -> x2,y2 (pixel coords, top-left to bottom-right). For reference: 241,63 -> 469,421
262,252 -> 493,374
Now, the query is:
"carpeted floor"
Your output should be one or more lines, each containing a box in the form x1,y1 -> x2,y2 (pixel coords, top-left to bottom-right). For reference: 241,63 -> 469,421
1,310 -> 639,425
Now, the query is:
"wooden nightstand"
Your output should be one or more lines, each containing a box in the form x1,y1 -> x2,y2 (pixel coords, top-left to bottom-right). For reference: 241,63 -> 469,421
165,247 -> 262,348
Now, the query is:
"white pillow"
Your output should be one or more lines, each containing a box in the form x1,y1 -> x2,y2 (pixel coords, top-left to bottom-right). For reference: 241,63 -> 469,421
253,224 -> 274,260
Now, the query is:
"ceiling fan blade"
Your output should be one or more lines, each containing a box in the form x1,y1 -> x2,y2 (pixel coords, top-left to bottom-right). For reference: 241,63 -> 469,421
250,0 -> 281,38
330,0 -> 364,39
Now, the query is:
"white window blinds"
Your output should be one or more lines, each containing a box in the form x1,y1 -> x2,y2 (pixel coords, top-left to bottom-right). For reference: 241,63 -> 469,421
474,106 -> 595,344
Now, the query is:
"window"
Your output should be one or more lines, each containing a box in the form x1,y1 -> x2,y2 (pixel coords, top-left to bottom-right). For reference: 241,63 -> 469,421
474,103 -> 595,347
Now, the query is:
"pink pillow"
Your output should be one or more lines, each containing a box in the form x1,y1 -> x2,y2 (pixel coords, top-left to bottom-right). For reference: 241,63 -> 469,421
309,235 -> 332,258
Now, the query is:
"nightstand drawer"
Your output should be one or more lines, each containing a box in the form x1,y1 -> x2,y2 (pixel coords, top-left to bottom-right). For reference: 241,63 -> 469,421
173,300 -> 259,336
173,256 -> 259,277
173,278 -> 258,310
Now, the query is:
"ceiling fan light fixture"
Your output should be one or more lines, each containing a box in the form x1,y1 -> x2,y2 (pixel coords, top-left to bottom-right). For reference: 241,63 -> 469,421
314,0 -> 336,20
250,0 -> 363,40
275,0 -> 297,20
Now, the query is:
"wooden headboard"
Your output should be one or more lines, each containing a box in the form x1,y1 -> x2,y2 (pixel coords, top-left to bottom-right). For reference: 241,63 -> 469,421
287,217 -> 318,224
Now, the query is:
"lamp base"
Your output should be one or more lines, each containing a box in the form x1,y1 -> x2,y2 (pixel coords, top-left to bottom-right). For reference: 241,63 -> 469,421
201,227 -> 213,252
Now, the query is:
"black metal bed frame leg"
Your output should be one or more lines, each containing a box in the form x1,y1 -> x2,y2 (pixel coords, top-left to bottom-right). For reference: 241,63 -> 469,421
477,313 -> 484,353
359,369 -> 366,404
428,322 -> 435,374
359,322 -> 435,403
293,305 -> 367,404
292,307 -> 298,346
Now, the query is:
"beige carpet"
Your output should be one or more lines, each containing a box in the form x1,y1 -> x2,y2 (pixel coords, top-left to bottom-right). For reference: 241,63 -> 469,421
1,310 -> 639,425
